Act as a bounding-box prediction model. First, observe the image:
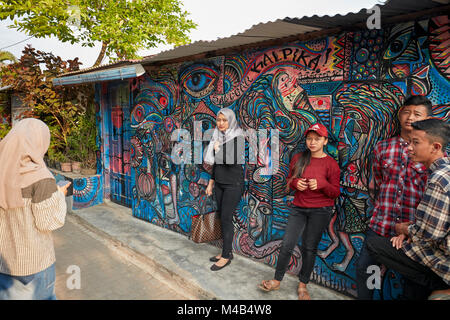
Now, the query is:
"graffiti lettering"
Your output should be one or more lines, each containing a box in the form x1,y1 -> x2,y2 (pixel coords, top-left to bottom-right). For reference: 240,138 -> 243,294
212,44 -> 341,106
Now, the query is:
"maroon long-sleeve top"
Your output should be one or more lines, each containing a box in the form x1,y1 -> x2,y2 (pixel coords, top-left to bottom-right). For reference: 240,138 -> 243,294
288,153 -> 341,208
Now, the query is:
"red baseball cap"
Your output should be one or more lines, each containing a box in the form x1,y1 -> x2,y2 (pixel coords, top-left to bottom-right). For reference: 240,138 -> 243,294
304,123 -> 328,137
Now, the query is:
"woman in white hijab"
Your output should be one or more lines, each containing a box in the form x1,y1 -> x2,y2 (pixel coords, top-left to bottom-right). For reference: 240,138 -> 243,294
204,108 -> 245,271
0,118 -> 70,300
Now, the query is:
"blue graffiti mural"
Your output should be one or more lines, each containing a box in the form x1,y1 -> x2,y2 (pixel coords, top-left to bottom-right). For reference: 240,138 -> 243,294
123,16 -> 450,299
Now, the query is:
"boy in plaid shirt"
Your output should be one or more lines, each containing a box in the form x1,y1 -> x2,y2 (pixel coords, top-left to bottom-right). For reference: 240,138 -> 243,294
367,118 -> 450,300
356,96 -> 432,299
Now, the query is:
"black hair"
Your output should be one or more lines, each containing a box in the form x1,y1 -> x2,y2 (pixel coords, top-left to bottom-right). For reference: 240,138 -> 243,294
289,149 -> 311,180
411,118 -> 450,149
403,95 -> 433,116
286,132 -> 328,190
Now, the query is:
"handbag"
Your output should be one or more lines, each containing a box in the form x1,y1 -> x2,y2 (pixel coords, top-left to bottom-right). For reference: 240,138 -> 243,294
191,211 -> 222,243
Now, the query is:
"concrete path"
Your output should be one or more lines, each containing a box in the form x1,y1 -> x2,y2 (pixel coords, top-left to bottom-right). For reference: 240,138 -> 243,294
54,201 -> 351,300
53,215 -> 190,300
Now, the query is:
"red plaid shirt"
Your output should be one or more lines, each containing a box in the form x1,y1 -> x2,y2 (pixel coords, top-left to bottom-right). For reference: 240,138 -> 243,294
369,136 -> 428,237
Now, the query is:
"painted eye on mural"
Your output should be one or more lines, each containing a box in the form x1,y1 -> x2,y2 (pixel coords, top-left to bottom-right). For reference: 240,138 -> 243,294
159,156 -> 171,171
391,40 -> 404,53
180,65 -> 217,98
383,33 -> 410,60
258,206 -> 271,215
132,104 -> 145,124
189,113 -> 216,134
164,117 -> 176,133
348,112 -> 362,120
159,95 -> 168,107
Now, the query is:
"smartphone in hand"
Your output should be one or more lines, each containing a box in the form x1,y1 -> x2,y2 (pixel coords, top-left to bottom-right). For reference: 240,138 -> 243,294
57,180 -> 71,188
57,179 -> 72,197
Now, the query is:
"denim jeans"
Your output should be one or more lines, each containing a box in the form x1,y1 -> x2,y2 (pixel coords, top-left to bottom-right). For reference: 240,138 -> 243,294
274,206 -> 332,284
214,181 -> 244,259
0,264 -> 57,300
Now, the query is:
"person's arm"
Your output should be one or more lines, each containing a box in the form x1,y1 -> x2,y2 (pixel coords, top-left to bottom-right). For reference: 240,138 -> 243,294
395,222 -> 412,236
316,159 -> 341,199
371,142 -> 383,199
407,182 -> 449,244
31,178 -> 67,232
206,164 -> 215,196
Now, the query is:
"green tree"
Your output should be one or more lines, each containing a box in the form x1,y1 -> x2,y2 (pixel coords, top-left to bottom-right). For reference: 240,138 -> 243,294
0,45 -> 95,162
0,0 -> 197,67
0,50 -> 17,66
0,50 -> 16,139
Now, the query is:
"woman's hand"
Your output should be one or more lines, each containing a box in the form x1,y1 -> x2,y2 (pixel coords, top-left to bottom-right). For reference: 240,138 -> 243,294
57,181 -> 71,196
296,178 -> 308,191
214,141 -> 221,153
308,179 -> 318,190
206,180 -> 214,196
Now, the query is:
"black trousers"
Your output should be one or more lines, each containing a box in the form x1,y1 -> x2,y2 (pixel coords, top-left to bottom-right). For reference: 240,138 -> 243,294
355,229 -> 382,300
274,206 -> 332,283
214,182 -> 244,259
366,235 -> 449,300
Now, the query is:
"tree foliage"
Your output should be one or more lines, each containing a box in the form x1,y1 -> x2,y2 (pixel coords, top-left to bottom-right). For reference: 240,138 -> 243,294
0,50 -> 17,65
0,0 -> 197,66
0,45 -> 97,165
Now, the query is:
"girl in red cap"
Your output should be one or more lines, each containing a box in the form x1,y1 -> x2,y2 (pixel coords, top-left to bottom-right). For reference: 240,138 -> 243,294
258,123 -> 340,300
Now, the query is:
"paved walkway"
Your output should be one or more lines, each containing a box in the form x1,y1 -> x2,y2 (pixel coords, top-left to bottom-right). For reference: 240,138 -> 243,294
54,215 -> 190,300
53,201 -> 351,300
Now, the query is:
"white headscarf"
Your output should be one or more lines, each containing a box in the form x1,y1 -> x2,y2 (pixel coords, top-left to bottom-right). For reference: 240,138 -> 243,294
204,108 -> 244,165
0,118 -> 54,209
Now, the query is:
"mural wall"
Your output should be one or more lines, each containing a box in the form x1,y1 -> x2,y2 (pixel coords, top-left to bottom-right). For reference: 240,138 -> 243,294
128,16 -> 450,299
51,171 -> 103,210
96,81 -> 133,207
72,175 -> 103,210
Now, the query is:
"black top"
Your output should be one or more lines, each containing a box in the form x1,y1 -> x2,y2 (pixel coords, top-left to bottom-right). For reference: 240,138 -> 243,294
212,136 -> 245,185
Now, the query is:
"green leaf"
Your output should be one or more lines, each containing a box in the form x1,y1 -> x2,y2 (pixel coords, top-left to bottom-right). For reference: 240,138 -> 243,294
0,0 -> 196,67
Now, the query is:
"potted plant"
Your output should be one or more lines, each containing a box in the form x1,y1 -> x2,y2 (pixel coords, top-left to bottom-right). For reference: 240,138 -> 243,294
67,143 -> 82,174
81,152 -> 97,175
58,153 -> 71,172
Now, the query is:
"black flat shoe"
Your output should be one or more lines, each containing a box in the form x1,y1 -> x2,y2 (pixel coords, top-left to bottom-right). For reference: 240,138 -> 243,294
209,253 -> 233,262
210,259 -> 231,271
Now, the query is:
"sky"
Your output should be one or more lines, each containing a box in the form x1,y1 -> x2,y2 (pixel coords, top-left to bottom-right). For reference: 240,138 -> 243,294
0,0 -> 382,69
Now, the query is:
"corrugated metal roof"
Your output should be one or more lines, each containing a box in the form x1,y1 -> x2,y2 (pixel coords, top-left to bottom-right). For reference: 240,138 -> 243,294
56,0 -> 449,78
141,21 -> 320,63
285,0 -> 447,28
53,64 -> 146,86
0,85 -> 12,92
143,0 -> 447,64
59,59 -> 145,77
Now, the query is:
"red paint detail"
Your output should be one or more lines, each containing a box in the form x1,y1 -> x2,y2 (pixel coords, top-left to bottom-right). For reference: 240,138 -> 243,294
161,184 -> 170,196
